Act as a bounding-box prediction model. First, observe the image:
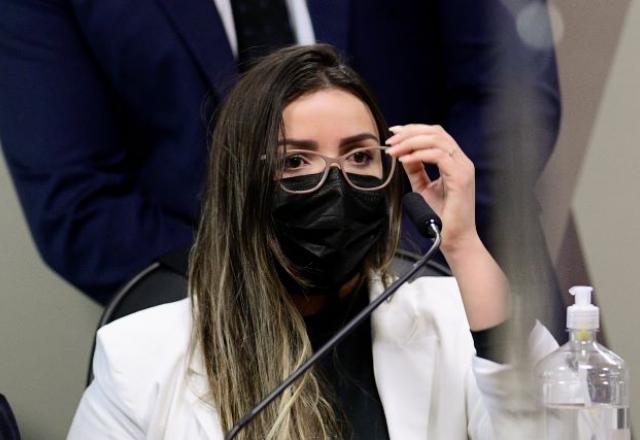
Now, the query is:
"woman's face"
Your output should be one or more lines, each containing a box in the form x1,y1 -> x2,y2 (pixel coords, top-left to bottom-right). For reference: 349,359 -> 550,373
275,88 -> 386,305
280,88 -> 380,160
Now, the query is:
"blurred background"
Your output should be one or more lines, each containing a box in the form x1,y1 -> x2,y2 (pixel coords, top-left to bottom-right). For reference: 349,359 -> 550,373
1,0 -> 638,438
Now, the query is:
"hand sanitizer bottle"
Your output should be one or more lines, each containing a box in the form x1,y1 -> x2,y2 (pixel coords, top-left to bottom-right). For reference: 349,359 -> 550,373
536,286 -> 630,439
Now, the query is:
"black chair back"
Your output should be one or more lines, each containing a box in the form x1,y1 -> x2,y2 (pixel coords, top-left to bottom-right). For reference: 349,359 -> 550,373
0,394 -> 21,440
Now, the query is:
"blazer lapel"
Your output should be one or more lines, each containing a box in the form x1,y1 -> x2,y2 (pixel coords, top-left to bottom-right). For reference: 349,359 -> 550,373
185,348 -> 225,439
307,0 -> 350,55
153,0 -> 238,96
369,276 -> 435,439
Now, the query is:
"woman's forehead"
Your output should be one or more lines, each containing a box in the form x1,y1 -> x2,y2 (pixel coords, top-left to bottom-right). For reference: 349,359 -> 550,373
281,88 -> 378,144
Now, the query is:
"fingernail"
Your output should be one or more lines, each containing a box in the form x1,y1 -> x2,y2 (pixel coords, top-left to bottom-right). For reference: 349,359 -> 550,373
385,135 -> 398,145
389,125 -> 403,133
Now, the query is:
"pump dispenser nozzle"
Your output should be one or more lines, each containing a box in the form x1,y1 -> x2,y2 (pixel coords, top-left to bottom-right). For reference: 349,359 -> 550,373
567,285 -> 599,330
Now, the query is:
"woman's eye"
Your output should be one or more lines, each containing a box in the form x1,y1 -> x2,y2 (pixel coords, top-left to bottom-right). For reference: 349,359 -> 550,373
284,155 -> 307,169
350,151 -> 373,165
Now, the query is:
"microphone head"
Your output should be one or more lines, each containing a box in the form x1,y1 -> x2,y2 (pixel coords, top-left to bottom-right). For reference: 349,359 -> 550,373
402,192 -> 442,239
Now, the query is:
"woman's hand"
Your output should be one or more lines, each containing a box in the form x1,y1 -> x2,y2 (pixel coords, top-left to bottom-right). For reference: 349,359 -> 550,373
385,124 -> 477,254
386,124 -> 509,331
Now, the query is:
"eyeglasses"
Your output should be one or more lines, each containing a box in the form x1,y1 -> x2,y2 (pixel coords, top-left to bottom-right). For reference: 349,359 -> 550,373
275,146 -> 396,194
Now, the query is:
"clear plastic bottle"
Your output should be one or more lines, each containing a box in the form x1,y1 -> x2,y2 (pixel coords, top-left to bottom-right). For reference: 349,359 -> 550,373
536,286 -> 630,440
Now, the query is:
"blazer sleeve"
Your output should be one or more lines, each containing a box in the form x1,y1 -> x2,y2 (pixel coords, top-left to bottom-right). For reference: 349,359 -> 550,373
435,0 -> 561,243
466,321 -> 559,439
67,333 -> 145,439
0,0 -> 193,303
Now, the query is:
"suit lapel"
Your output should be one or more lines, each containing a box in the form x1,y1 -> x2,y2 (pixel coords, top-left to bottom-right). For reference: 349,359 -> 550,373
153,0 -> 238,96
185,348 -> 225,438
307,0 -> 350,55
369,277 -> 434,439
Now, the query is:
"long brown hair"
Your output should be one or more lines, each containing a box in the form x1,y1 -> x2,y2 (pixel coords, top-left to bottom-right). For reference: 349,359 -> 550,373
189,44 -> 402,439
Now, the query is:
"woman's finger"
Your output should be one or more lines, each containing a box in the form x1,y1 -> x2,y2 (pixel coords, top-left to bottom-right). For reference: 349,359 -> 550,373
386,124 -> 448,144
399,147 -> 457,177
385,133 -> 448,157
402,148 -> 475,194
401,159 -> 432,193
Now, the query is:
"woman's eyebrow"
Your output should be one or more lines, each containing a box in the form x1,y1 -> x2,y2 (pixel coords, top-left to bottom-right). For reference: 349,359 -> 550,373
277,139 -> 318,150
276,132 -> 379,150
339,133 -> 379,147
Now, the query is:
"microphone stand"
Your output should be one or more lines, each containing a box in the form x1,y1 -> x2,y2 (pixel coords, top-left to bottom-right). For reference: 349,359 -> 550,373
225,222 -> 441,440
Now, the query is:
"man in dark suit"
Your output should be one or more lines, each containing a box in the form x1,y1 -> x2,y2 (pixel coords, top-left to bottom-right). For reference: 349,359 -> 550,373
0,0 -> 560,304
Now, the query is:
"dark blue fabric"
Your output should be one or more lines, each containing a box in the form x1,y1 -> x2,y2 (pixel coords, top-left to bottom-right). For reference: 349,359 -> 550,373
0,0 -> 560,304
0,394 -> 21,440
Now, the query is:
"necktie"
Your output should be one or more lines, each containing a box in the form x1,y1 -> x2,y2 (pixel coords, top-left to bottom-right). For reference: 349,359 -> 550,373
230,0 -> 296,71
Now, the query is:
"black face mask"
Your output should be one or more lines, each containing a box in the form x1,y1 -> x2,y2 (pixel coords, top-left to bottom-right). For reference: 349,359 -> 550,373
272,168 -> 389,293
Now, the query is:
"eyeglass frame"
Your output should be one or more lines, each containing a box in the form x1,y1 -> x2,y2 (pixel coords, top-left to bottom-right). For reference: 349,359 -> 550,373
267,145 -> 397,194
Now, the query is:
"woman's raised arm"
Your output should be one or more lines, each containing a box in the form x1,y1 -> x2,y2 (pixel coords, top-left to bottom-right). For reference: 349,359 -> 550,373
386,124 -> 509,330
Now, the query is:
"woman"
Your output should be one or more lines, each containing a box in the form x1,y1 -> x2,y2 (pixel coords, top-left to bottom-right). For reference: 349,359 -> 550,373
68,45 -> 557,439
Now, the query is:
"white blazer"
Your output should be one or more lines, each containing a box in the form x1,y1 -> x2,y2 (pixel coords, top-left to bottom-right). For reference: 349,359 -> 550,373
67,276 -> 558,439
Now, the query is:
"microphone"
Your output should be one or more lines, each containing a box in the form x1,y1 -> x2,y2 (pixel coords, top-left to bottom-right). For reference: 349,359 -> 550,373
403,192 -> 442,239
225,193 -> 442,440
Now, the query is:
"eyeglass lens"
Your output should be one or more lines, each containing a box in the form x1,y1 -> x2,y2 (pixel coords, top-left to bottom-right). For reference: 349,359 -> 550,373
278,147 -> 394,193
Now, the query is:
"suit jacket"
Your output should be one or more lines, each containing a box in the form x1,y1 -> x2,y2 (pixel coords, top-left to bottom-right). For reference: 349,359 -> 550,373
0,0 -> 560,302
67,276 -> 559,439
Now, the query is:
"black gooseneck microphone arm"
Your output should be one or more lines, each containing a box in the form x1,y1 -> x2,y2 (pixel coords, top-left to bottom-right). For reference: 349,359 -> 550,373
225,195 -> 441,440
